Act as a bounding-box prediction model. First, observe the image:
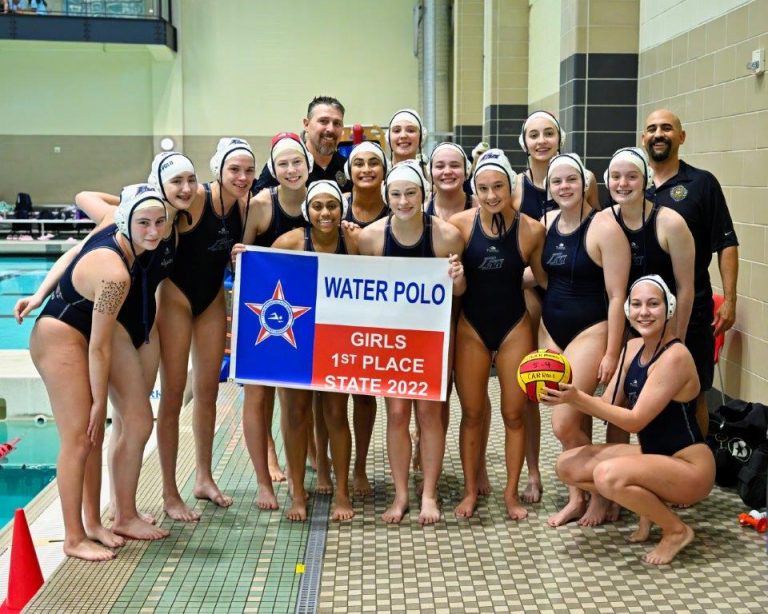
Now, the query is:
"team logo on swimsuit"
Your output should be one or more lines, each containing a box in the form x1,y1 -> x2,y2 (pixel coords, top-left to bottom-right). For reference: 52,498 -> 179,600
335,171 -> 348,188
245,280 -> 311,348
670,185 -> 688,202
208,227 -> 232,253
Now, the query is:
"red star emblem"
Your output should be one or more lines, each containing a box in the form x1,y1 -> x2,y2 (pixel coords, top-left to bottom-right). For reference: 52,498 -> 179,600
245,280 -> 311,348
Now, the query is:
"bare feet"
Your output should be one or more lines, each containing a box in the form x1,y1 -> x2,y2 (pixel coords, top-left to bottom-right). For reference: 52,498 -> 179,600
286,499 -> 307,522
454,494 -> 477,519
642,525 -> 694,565
315,467 -> 333,495
504,489 -> 528,520
382,495 -> 409,524
331,492 -> 354,521
476,466 -> 491,497
193,480 -> 233,508
255,485 -> 279,510
352,468 -> 373,497
64,538 -> 116,561
268,443 -> 286,482
578,494 -> 614,527
85,524 -> 125,548
163,495 -> 202,522
112,517 -> 170,541
107,504 -> 156,525
547,498 -> 586,527
521,476 -> 542,504
628,516 -> 652,543
605,501 -> 621,522
418,496 -> 441,525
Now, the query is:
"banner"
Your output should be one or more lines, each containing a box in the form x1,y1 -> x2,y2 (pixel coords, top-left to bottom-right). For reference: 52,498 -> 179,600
231,247 -> 452,401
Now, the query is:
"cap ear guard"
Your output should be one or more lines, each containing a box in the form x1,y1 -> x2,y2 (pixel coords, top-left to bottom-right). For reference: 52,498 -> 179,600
624,274 -> 677,320
604,147 -> 653,188
344,142 -> 389,181
210,138 -> 254,181
385,160 -> 428,206
546,153 -> 589,197
470,149 -> 517,195
302,180 -> 347,222
518,111 -> 566,154
385,109 -> 428,151
429,142 -> 472,178
267,136 -> 314,179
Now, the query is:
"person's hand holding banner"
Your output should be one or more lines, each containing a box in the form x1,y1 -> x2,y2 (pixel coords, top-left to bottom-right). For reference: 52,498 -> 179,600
231,247 -> 452,401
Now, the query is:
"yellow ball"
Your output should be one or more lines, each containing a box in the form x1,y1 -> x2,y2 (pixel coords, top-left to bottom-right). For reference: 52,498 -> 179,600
516,349 -> 572,402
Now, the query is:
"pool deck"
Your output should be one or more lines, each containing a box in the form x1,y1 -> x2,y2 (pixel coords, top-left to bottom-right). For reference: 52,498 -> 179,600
3,379 -> 766,613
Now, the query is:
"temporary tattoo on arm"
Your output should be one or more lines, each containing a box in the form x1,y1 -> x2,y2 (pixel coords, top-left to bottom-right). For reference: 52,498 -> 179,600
94,279 -> 128,315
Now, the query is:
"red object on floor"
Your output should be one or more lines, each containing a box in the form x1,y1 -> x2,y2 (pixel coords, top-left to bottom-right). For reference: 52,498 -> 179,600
0,510 -> 44,614
0,438 -> 21,460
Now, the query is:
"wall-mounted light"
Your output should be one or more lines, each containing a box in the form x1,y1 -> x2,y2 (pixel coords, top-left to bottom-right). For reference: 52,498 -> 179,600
160,137 -> 175,151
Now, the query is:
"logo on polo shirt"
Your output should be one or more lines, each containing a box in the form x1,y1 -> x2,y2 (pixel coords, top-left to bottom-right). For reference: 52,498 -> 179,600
335,171 -> 348,188
670,185 -> 688,202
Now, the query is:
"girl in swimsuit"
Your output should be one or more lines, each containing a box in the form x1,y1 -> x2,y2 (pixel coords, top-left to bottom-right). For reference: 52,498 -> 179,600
600,147 -> 694,339
358,161 -> 465,525
25,187 -> 167,560
538,154 -> 630,528
339,140 -> 389,498
233,134 -> 311,510
156,138 -> 255,519
449,149 -> 546,521
514,111 -> 600,504
270,180 -> 359,522
542,275 -> 714,565
15,154 -> 198,530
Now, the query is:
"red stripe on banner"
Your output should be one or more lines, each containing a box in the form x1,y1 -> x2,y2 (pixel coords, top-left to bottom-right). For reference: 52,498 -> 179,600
311,324 -> 444,401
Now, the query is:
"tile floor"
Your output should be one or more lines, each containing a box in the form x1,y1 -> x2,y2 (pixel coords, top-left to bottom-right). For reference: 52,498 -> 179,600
20,379 -> 768,613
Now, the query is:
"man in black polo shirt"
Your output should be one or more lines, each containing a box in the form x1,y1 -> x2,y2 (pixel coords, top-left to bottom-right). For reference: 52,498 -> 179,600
251,96 -> 348,195
642,109 -> 739,431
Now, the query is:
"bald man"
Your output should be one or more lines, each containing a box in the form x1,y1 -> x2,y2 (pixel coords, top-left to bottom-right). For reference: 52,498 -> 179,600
641,109 -> 739,433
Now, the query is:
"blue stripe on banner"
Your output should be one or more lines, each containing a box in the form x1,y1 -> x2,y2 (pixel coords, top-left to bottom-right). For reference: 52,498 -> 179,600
234,250 -> 318,386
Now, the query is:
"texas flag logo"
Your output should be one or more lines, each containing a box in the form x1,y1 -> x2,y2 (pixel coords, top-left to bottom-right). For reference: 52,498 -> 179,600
245,280 -> 311,348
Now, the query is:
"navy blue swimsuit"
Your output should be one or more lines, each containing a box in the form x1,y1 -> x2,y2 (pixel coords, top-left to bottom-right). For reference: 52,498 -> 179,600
169,183 -> 242,316
303,227 -> 347,254
119,225 -> 177,347
424,193 -> 473,218
39,225 -> 131,340
520,174 -> 557,221
343,196 -> 388,228
542,211 -> 607,349
624,339 -> 704,455
251,187 -> 307,247
462,211 -> 527,352
383,213 -> 436,258
612,205 -> 676,293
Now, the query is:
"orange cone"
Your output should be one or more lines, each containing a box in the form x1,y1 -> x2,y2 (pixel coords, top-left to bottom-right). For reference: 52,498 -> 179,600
0,509 -> 44,614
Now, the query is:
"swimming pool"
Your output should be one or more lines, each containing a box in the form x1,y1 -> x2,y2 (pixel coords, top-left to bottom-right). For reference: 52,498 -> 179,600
0,257 -> 56,350
0,420 -> 60,529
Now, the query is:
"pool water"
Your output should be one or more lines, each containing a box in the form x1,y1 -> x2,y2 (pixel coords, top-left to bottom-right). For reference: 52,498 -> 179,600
0,257 -> 56,349
0,420 -> 60,528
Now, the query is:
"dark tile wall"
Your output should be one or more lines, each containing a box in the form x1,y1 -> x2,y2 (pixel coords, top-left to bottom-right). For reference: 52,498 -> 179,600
559,52 -> 638,204
453,124 -> 483,157
483,104 -> 529,169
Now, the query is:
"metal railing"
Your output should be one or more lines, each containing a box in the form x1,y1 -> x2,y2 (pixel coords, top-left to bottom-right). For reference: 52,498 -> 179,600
3,0 -> 171,21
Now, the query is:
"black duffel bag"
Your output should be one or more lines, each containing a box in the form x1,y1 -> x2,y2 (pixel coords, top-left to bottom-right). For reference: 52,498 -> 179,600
737,442 -> 768,509
706,400 -> 768,488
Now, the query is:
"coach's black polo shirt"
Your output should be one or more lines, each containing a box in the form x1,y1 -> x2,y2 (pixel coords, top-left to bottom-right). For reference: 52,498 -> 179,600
646,159 -> 739,325
251,151 -> 349,195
